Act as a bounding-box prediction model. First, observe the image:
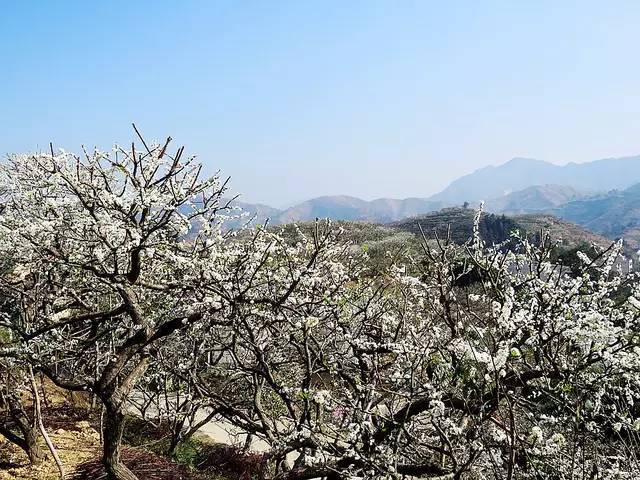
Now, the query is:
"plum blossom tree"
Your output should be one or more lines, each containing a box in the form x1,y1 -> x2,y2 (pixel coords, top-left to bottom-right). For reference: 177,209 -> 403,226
175,215 -> 640,479
1,131 -> 639,480
0,131 -> 238,480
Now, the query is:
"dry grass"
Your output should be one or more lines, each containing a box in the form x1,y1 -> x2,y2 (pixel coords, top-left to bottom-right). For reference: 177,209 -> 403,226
1,382 -> 100,479
0,419 -> 100,479
0,381 -> 243,480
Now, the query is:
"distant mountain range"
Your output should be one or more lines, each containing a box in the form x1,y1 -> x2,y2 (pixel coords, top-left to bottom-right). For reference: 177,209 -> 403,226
483,184 -> 584,214
429,155 -> 640,204
276,196 -> 445,224
226,154 -> 640,246
552,184 -> 640,248
227,196 -> 445,226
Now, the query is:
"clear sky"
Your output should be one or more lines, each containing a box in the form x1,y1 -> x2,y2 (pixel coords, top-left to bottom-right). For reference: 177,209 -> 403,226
1,1 -> 639,206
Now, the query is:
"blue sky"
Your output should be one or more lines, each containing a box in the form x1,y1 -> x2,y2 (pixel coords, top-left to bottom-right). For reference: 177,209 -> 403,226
1,1 -> 639,206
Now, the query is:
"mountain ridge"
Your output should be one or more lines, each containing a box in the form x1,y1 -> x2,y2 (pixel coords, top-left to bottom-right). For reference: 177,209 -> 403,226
224,154 -> 640,246
553,183 -> 640,248
225,195 -> 446,226
428,155 -> 640,204
483,184 -> 585,214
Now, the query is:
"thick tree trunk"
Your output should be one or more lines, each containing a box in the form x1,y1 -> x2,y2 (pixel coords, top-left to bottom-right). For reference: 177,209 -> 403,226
0,426 -> 45,465
97,348 -> 149,480
0,422 -> 45,465
102,401 -> 138,480
0,392 -> 46,465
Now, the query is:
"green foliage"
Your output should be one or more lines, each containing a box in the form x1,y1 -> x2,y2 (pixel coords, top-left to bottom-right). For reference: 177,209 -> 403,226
171,439 -> 201,470
0,327 -> 11,343
551,241 -> 600,277
393,207 -> 521,246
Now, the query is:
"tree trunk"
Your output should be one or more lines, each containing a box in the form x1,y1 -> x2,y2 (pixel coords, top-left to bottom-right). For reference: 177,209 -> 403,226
166,434 -> 181,457
98,352 -> 149,480
102,401 -> 138,480
1,424 -> 45,465
0,395 -> 46,465
24,427 -> 46,465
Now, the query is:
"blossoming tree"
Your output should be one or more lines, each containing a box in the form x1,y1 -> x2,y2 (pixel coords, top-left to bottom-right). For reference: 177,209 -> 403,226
0,132 -> 237,480
1,132 -> 640,480
176,217 -> 640,479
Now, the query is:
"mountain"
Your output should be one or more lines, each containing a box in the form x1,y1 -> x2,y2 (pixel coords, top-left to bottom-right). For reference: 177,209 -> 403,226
392,207 -> 612,250
430,155 -> 640,204
223,154 -> 640,239
553,183 -> 640,248
484,184 -> 584,214
231,199 -> 282,223
277,196 -> 444,224
212,198 -> 283,229
276,196 -> 369,223
391,207 -> 519,245
226,195 -> 445,225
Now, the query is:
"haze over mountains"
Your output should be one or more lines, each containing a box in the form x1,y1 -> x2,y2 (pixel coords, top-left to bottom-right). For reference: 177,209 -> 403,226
483,184 -> 583,214
275,196 -> 445,224
229,196 -> 445,225
229,155 -> 640,245
553,183 -> 640,248
429,155 -> 640,203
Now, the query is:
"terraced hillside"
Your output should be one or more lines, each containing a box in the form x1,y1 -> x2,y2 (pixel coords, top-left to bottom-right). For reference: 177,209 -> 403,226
391,207 -> 614,251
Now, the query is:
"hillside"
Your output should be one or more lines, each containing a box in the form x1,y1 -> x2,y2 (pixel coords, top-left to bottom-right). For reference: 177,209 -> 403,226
429,155 -> 640,204
510,213 -> 613,249
553,183 -> 640,248
0,382 -> 249,480
390,208 -> 516,245
228,196 -> 622,254
391,207 -> 613,250
484,184 -> 584,214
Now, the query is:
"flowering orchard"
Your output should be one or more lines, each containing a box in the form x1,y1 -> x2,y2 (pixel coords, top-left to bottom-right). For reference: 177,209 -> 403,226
167,217 -> 640,480
1,135 -> 640,480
